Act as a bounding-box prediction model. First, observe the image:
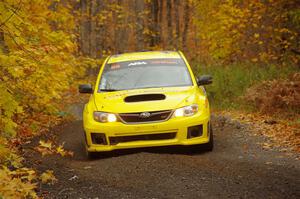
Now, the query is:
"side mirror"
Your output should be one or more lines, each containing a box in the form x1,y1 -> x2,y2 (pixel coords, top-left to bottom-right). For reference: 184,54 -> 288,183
197,75 -> 213,86
79,84 -> 93,94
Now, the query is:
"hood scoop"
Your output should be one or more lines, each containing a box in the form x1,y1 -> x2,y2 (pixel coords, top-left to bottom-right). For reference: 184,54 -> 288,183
124,94 -> 166,103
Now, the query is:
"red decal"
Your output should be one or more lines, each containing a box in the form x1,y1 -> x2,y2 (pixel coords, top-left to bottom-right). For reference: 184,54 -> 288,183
151,60 -> 178,64
111,64 -> 120,70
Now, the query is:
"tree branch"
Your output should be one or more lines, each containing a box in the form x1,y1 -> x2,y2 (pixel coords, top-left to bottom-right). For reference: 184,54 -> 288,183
0,0 -> 23,28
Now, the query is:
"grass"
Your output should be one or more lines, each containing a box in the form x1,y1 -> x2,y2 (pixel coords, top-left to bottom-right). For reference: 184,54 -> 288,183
195,63 -> 298,111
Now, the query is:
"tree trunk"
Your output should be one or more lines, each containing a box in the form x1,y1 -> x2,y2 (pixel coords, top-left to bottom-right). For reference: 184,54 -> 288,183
173,0 -> 180,49
0,31 -> 8,54
80,0 -> 90,55
150,0 -> 160,47
159,0 -> 163,48
135,0 -> 145,51
95,0 -> 103,57
113,0 -> 126,54
89,0 -> 97,58
182,1 -> 190,51
166,0 -> 173,48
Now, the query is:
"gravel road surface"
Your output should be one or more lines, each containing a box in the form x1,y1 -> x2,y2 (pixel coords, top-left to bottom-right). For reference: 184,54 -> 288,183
24,108 -> 300,199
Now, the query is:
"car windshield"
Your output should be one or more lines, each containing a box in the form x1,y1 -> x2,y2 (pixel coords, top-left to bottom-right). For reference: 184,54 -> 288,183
98,58 -> 193,92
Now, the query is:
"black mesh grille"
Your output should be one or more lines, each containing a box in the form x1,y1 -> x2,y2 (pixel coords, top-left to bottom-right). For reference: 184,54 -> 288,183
109,132 -> 176,145
118,110 -> 172,123
91,133 -> 107,145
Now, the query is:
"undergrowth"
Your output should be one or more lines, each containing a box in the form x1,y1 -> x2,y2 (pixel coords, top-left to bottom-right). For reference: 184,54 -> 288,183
196,63 -> 299,113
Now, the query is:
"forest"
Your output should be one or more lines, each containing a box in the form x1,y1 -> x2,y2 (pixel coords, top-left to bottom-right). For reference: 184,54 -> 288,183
0,0 -> 299,198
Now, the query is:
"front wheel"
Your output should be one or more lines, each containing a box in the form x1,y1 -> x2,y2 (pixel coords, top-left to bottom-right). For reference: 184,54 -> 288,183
202,124 -> 214,151
189,123 -> 214,153
86,150 -> 99,159
83,132 -> 100,159
84,141 -> 99,159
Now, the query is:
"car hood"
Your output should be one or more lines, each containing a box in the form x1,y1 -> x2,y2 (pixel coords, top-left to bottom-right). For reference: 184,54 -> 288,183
93,86 -> 197,113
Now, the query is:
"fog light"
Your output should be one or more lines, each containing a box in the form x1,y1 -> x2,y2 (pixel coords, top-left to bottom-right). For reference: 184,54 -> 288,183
187,125 -> 203,139
91,133 -> 107,145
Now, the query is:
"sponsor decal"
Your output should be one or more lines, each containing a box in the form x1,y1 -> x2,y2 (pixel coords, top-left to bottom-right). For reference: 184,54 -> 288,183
111,64 -> 120,70
128,61 -> 147,66
150,60 -> 178,64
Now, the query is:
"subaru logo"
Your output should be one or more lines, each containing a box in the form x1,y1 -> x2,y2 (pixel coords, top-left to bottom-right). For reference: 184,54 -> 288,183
139,112 -> 151,118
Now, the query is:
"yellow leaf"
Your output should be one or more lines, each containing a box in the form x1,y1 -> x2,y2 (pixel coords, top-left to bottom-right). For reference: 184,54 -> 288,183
39,140 -> 52,149
40,170 -> 57,184
254,33 -> 260,38
56,145 -> 66,156
35,146 -> 53,156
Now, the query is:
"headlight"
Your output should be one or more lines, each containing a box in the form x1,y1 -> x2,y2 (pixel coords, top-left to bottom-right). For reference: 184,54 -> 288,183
93,112 -> 117,123
173,104 -> 198,117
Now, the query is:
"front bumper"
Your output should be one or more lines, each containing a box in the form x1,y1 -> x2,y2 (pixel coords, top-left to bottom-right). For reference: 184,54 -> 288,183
84,112 -> 210,152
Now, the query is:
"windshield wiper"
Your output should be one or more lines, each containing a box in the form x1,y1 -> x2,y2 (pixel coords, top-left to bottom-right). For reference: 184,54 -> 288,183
99,89 -> 121,92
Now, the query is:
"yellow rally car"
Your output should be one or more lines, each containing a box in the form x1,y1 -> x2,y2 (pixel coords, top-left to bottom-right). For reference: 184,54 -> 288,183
79,51 -> 213,158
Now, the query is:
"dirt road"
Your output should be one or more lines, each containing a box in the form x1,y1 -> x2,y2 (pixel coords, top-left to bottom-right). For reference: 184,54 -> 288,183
24,107 -> 300,199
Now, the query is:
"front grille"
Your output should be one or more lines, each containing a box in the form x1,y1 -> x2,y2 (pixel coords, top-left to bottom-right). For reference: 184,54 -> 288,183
118,110 -> 172,123
109,132 -> 176,145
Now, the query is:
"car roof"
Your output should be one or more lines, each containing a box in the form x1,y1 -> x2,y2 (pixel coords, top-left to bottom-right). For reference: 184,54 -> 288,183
107,51 -> 181,64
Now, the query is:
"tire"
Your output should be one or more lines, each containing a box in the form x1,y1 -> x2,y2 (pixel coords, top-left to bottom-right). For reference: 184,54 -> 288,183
189,123 -> 214,153
202,125 -> 214,151
86,150 -> 99,159
83,132 -> 99,159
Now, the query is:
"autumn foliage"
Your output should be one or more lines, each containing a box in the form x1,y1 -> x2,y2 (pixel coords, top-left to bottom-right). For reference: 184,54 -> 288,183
0,0 -> 89,139
193,0 -> 300,65
0,1 -> 93,197
0,0 -> 299,198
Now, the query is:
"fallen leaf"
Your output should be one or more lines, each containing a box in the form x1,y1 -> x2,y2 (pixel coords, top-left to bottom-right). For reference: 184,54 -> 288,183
56,145 -> 66,156
40,170 -> 57,184
39,140 -> 52,149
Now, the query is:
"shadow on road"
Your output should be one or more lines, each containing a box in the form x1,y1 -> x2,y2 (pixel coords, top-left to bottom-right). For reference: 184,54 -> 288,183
85,145 -> 210,160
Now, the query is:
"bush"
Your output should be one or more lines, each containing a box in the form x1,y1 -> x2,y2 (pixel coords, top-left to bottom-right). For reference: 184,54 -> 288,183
196,63 -> 298,110
244,73 -> 300,115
